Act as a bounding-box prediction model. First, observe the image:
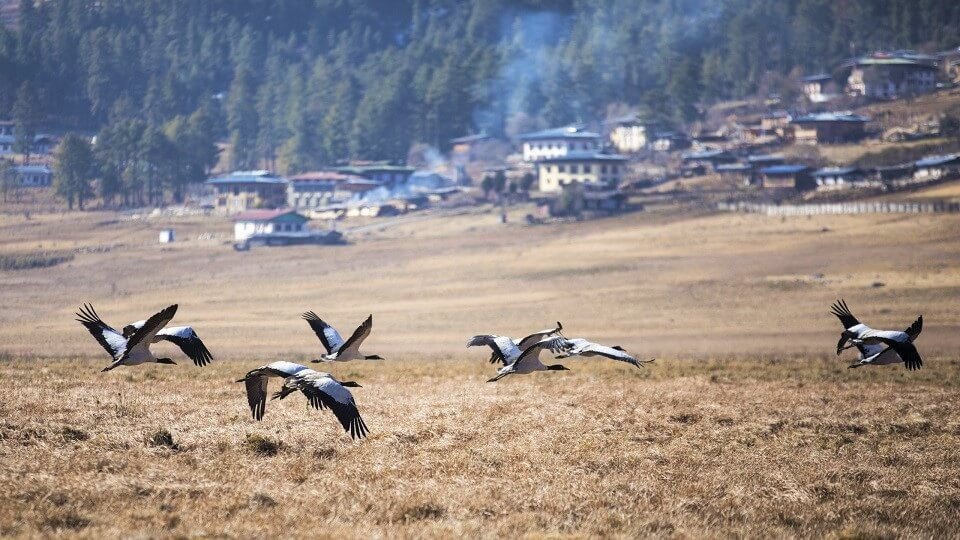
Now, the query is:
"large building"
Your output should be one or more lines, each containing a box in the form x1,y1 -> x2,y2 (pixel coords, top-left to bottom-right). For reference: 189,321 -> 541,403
330,163 -> 414,188
518,126 -> 601,162
206,170 -> 288,214
535,152 -> 628,192
790,113 -> 869,144
844,52 -> 939,99
605,114 -> 659,154
286,171 -> 372,210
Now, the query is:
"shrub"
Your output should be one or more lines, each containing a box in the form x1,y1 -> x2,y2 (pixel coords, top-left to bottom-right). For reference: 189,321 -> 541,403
243,434 -> 281,456
0,252 -> 74,271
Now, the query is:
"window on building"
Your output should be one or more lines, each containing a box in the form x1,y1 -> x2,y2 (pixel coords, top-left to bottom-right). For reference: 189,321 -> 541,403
601,165 -> 608,173
584,165 -> 592,173
570,165 -> 578,173
567,143 -> 574,150
558,165 -> 565,173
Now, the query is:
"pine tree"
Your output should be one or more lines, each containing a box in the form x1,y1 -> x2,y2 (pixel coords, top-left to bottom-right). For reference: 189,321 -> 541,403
227,67 -> 260,170
53,133 -> 95,210
12,81 -> 40,163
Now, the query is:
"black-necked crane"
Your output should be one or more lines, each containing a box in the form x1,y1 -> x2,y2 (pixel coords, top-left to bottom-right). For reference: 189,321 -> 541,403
487,336 -> 571,382
76,303 -> 213,369
236,361 -> 368,440
830,299 -> 924,370
302,312 -> 383,362
468,322 -> 564,364
554,338 -> 654,369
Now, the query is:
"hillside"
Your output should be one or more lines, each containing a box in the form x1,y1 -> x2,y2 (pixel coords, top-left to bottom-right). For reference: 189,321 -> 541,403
2,0 -> 960,170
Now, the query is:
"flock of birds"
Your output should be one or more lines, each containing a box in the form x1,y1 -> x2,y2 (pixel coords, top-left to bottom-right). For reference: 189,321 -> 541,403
75,299 -> 926,441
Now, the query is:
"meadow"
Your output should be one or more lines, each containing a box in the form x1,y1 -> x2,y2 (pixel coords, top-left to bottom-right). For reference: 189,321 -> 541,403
1,204 -> 959,536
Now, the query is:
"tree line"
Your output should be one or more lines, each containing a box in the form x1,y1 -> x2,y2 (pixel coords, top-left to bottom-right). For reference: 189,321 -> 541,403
2,0 -> 959,184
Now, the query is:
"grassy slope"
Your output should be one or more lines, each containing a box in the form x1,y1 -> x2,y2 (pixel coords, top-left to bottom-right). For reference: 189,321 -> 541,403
1,207 -> 959,536
1,358 -> 959,537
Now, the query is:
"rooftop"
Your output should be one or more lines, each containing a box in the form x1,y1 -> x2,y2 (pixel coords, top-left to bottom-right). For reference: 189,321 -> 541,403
915,153 -> 960,168
801,74 -> 832,82
814,167 -> 862,176
845,51 -> 939,69
681,149 -> 734,161
518,126 -> 601,141
715,164 -> 752,172
332,163 -> 415,174
790,112 -> 870,124
288,171 -> 368,183
538,152 -> 629,163
450,133 -> 490,144
206,171 -> 287,185
761,164 -> 810,175
14,165 -> 51,173
233,209 -> 307,222
746,154 -> 784,163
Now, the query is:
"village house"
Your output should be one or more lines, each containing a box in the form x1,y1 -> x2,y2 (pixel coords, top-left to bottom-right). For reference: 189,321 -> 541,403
814,167 -> 869,189
14,164 -> 52,187
0,121 -> 57,156
330,163 -> 414,188
533,182 -> 628,218
449,133 -> 491,164
518,126 -> 601,162
206,170 -> 288,214
286,171 -> 371,210
649,131 -> 691,152
913,154 -> 960,182
535,152 -> 628,192
801,74 -> 836,103
680,149 -> 736,174
233,209 -> 310,242
790,113 -> 869,144
715,163 -> 753,183
604,114 -> 659,154
759,164 -> 815,191
746,154 -> 785,170
875,162 -> 915,183
844,52 -> 939,99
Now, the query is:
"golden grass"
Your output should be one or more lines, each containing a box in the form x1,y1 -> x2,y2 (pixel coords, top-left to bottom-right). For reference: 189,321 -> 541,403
2,357 -> 959,537
2,205 -> 960,535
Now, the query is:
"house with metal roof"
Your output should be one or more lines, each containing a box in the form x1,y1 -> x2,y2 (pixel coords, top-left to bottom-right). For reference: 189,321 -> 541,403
205,170 -> 288,214
535,152 -> 628,192
914,154 -> 960,181
801,74 -> 836,103
329,163 -> 414,187
759,164 -> 815,191
790,112 -> 869,144
517,125 -> 601,162
603,114 -> 662,154
843,51 -> 939,99
14,164 -> 53,187
813,167 -> 869,189
232,209 -> 309,242
286,171 -> 372,210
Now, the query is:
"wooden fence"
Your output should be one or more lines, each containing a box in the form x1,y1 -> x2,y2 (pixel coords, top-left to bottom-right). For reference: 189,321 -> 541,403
717,200 -> 960,216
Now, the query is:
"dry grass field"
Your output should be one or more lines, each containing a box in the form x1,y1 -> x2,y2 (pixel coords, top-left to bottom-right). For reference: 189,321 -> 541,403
2,205 -> 960,536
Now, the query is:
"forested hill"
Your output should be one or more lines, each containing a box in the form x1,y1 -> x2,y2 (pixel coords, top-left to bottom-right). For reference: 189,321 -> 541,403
1,0 -> 959,170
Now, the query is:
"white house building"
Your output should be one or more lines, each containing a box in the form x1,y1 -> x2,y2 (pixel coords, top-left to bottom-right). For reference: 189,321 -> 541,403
844,52 -> 939,99
535,152 -> 628,192
232,209 -> 310,242
604,114 -> 663,154
14,165 -> 53,187
518,126 -> 601,162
